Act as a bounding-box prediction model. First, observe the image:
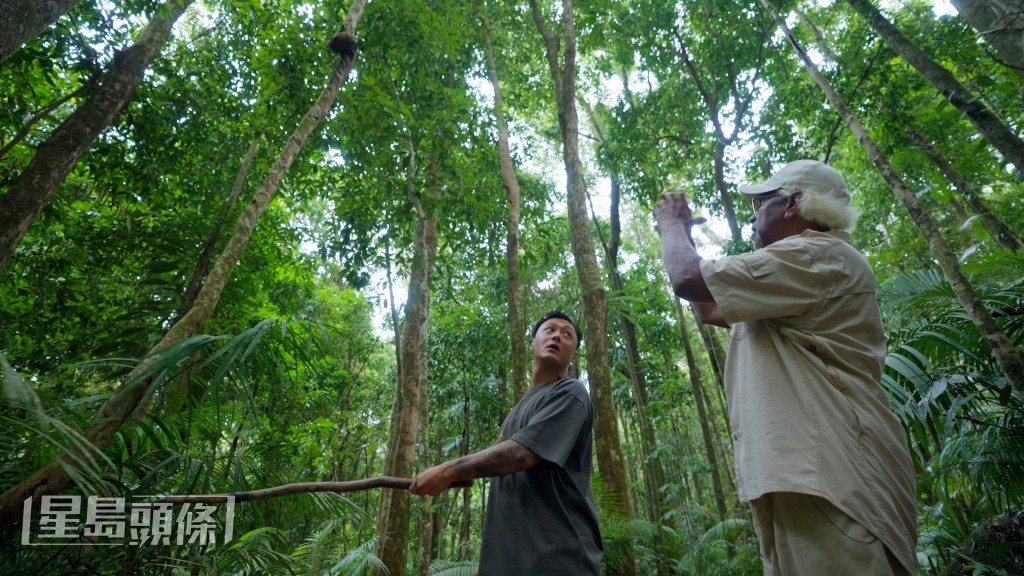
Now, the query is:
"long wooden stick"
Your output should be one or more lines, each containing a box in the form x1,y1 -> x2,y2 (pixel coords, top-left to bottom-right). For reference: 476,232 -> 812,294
159,476 -> 472,504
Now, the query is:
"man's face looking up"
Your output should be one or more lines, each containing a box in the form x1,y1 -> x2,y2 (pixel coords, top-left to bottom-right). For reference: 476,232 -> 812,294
531,318 -> 578,369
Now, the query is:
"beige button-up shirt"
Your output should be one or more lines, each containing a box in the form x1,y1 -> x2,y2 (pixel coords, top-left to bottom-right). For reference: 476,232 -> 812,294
700,230 -> 917,574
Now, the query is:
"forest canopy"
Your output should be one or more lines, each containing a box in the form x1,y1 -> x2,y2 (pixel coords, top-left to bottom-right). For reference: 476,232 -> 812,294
1,0 -> 1022,574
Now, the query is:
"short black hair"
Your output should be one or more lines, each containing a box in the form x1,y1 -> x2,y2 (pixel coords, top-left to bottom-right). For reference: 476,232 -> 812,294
531,310 -> 582,349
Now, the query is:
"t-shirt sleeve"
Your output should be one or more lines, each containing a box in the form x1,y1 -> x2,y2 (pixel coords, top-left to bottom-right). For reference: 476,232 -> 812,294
510,382 -> 591,468
700,240 -> 823,325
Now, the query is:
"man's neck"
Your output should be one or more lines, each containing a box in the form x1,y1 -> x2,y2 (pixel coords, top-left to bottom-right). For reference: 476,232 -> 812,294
531,367 -> 567,388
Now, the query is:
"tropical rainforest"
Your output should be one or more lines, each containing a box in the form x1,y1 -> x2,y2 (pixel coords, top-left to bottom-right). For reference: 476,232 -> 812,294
0,0 -> 1022,574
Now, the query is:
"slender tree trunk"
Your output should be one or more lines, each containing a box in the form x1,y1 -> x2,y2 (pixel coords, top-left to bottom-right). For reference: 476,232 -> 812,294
695,319 -> 726,390
177,137 -> 261,319
843,0 -> 1024,173
0,0 -> 82,62
711,143 -> 743,244
692,306 -> 735,491
583,105 -> 673,538
906,129 -> 1023,252
951,0 -> 1024,79
459,380 -> 472,560
530,2 -> 636,573
385,231 -> 403,378
795,6 -> 841,62
415,375 -> 433,576
675,298 -> 728,522
762,0 -> 1024,401
0,0 -> 367,531
480,3 -> 528,405
0,0 -> 192,273
150,136 -> 261,421
376,176 -> 441,576
596,194 -> 670,571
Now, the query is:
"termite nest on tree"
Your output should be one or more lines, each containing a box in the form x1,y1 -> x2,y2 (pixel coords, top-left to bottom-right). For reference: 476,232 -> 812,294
328,33 -> 357,58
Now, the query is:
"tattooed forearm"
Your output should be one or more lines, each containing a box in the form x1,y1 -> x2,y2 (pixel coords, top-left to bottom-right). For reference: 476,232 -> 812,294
450,440 -> 540,480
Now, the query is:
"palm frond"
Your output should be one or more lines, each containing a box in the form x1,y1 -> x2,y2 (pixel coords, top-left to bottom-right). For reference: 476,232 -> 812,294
216,526 -> 294,575
428,559 -> 478,576
292,517 -> 343,576
328,535 -> 386,576
674,518 -> 753,576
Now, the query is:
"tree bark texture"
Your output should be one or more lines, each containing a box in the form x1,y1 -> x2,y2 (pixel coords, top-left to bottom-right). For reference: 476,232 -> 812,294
951,0 -> 1024,79
530,1 -> 637,573
459,382 -> 472,560
0,0 -> 367,531
0,0 -> 82,62
0,0 -> 192,274
762,0 -> 1024,401
481,6 -> 528,405
376,181 -> 441,576
844,0 -> 1024,173
415,374 -> 433,576
584,104 -> 673,539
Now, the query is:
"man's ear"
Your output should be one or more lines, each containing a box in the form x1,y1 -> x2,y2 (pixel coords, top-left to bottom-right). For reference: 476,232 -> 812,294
570,351 -> 578,364
784,192 -> 801,218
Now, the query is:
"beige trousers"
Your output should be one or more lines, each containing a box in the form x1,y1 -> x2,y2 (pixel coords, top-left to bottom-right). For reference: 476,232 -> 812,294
750,492 -> 911,576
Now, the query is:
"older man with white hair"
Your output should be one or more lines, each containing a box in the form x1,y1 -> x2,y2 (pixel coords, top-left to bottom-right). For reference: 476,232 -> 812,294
654,160 -> 917,576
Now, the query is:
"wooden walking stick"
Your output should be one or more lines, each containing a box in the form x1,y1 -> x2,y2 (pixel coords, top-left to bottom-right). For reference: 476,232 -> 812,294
159,476 -> 472,504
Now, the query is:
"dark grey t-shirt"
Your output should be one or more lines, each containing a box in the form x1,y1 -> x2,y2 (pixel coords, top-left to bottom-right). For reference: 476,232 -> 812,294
478,377 -> 603,575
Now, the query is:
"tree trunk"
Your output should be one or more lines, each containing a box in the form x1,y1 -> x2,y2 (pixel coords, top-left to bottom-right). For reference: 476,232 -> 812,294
695,319 -> 726,390
0,0 -> 192,273
951,0 -> 1024,79
0,0 -> 82,62
376,175 -> 441,576
675,298 -> 728,522
669,17 -> 765,248
606,177 -> 672,573
459,380 -> 472,560
692,308 -> 735,490
177,137 -> 261,319
480,4 -> 528,405
530,2 -> 636,573
762,0 -> 1024,401
583,104 -> 672,536
843,0 -> 1024,173
711,142 -> 743,244
0,0 -> 367,531
415,373 -> 433,576
906,129 -> 1023,252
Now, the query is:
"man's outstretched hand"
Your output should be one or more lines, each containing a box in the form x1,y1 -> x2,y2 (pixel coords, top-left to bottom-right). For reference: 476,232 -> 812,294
409,463 -> 457,497
653,191 -> 707,230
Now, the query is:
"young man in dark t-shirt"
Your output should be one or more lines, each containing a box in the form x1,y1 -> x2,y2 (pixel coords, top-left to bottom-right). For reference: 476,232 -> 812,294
410,310 -> 603,575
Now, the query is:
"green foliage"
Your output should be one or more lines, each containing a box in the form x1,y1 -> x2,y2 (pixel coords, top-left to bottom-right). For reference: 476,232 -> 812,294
3,0 -> 1024,574
879,251 -> 1024,573
428,559 -> 477,576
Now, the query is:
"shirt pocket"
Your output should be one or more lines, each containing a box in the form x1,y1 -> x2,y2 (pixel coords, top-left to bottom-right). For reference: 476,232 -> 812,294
744,252 -> 775,278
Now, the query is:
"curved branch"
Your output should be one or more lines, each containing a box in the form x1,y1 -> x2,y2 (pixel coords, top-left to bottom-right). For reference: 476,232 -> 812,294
161,476 -> 473,504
